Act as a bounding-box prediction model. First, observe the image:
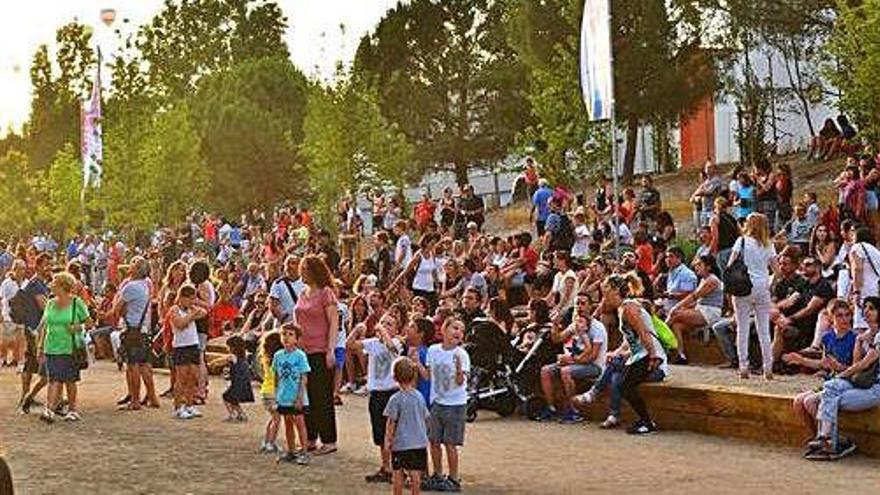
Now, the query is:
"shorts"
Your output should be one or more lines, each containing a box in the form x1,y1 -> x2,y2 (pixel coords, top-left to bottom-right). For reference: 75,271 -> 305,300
334,347 -> 346,370
428,403 -> 466,446
122,329 -> 148,365
696,305 -> 723,327
547,362 -> 601,383
369,389 -> 397,446
23,330 -> 44,375
45,354 -> 80,383
392,448 -> 428,471
172,345 -> 201,366
262,396 -> 277,413
277,405 -> 308,416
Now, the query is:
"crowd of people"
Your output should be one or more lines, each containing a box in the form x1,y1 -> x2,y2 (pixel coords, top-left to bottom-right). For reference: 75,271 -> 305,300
1,147 -> 880,495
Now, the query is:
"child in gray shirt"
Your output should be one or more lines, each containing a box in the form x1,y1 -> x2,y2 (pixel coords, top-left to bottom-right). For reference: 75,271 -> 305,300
384,357 -> 430,494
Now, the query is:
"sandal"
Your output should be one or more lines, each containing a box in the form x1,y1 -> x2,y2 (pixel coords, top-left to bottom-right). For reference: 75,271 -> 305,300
313,445 -> 338,456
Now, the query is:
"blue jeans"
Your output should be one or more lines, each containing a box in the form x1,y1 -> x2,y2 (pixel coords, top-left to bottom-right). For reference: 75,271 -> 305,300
589,355 -> 664,417
711,318 -> 737,365
818,378 -> 880,448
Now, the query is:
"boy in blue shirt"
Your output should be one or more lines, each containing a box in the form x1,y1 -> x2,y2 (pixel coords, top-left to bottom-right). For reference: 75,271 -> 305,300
272,323 -> 311,465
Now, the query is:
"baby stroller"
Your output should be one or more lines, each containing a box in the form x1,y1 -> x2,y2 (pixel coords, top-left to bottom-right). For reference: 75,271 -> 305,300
464,320 -> 557,422
464,319 -> 520,422
509,323 -> 560,420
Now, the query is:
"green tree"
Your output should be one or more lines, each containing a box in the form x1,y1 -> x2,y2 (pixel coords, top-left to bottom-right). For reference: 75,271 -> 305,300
825,0 -> 880,141
136,0 -> 289,103
25,22 -> 95,171
191,56 -> 310,214
354,0 -> 533,186
508,0 -> 609,186
302,77 -> 415,230
0,151 -> 43,236
38,143 -> 85,237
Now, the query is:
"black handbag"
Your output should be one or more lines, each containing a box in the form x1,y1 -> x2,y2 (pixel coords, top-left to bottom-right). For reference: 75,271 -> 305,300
723,237 -> 752,297
70,298 -> 89,370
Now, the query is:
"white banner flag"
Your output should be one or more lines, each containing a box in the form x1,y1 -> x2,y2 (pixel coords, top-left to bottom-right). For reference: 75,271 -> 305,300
580,0 -> 614,121
81,49 -> 103,189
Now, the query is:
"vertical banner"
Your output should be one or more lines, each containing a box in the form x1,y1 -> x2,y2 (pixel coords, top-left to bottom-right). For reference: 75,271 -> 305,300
579,0 -> 614,121
81,48 -> 103,189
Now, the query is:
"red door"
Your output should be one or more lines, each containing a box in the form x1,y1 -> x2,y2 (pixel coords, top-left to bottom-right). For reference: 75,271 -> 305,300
679,96 -> 716,169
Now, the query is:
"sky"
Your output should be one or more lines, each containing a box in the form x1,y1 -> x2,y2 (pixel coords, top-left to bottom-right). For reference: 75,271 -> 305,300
0,0 -> 401,132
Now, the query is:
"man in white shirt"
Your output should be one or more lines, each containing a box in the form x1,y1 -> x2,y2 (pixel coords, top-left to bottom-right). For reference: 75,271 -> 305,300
0,260 -> 26,369
269,255 -> 305,327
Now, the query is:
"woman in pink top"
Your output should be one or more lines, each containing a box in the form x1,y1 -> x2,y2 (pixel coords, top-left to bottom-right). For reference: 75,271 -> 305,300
294,255 -> 339,455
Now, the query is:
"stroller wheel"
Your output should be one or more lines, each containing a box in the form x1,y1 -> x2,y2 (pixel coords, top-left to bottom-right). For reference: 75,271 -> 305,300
495,395 -> 517,418
466,402 -> 478,423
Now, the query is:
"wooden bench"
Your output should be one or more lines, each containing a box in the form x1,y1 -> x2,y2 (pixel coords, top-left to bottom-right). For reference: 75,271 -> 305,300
577,381 -> 880,457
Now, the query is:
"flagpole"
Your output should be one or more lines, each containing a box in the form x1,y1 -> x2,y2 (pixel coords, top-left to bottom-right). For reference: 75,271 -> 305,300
606,0 -> 618,255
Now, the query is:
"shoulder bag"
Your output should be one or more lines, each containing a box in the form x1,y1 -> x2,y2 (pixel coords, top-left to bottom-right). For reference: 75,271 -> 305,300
723,237 -> 753,297
70,297 -> 89,370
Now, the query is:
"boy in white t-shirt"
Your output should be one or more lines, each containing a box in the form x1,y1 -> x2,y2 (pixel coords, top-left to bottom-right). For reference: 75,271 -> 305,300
347,313 -> 403,484
417,316 -> 470,492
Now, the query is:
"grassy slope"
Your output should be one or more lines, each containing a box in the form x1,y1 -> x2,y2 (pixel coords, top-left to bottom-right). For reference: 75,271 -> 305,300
487,154 -> 845,236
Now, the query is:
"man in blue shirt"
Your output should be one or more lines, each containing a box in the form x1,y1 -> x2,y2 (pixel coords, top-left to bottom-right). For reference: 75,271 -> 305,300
530,179 -> 553,237
663,247 -> 698,316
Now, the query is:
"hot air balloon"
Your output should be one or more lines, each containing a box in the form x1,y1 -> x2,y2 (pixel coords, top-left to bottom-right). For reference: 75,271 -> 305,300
100,8 -> 116,27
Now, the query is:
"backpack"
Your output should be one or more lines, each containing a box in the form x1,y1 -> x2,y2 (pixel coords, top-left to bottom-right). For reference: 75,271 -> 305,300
9,283 -> 39,326
550,213 -> 575,252
650,314 -> 679,351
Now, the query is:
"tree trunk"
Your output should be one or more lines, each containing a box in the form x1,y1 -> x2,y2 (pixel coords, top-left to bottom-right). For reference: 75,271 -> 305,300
622,117 -> 638,184
454,161 -> 469,188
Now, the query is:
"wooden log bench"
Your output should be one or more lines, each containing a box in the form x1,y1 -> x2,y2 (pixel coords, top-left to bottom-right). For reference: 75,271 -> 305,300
577,380 -> 880,457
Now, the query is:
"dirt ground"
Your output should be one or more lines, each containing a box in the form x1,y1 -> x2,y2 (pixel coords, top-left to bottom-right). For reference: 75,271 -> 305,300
2,362 -> 879,495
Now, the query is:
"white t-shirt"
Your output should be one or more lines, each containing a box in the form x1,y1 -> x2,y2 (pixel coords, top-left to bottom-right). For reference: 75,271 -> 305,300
412,255 -> 438,292
0,277 -> 22,322
362,337 -> 403,391
731,236 -> 777,290
586,319 -> 608,372
552,269 -> 578,312
173,308 -> 200,348
617,222 -> 634,245
571,224 -> 591,259
426,344 -> 471,406
395,234 -> 412,268
851,242 -> 880,297
336,302 -> 349,349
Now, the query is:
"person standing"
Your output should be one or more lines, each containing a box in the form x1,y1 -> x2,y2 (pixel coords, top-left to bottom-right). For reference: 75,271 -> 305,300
729,213 -> 779,380
37,272 -> 92,422
18,253 -> 52,414
0,260 -> 26,369
112,256 -> 159,410
269,255 -> 305,328
530,179 -> 553,237
294,255 -> 339,456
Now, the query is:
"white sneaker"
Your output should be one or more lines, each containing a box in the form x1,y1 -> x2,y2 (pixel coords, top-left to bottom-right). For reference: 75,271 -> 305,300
339,383 -> 355,394
176,409 -> 195,420
353,385 -> 368,396
574,390 -> 595,405
63,411 -> 82,422
600,415 -> 620,429
186,406 -> 202,418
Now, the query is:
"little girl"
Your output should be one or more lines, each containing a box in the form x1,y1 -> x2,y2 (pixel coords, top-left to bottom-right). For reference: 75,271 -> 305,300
259,330 -> 284,453
222,335 -> 254,422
